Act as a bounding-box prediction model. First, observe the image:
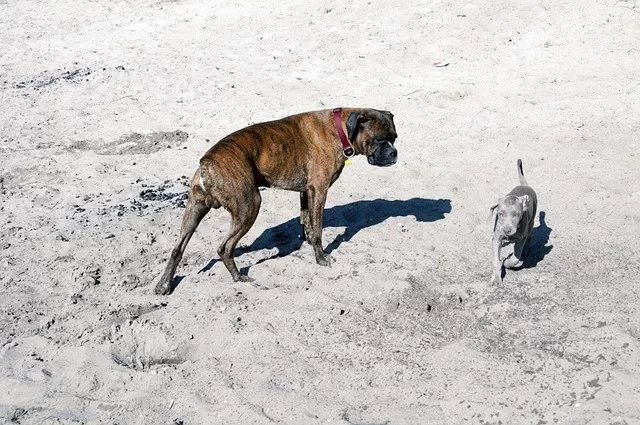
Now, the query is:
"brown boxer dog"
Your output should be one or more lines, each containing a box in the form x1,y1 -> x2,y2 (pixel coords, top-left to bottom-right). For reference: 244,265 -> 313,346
155,108 -> 398,295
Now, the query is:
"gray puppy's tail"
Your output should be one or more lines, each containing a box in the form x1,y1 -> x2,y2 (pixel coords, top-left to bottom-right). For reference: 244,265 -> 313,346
517,158 -> 528,186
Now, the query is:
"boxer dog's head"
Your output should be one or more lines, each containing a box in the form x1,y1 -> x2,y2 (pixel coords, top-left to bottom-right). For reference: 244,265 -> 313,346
346,109 -> 398,167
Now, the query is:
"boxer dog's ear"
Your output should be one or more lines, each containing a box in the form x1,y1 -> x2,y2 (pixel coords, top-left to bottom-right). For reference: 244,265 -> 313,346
382,110 -> 397,136
347,111 -> 370,142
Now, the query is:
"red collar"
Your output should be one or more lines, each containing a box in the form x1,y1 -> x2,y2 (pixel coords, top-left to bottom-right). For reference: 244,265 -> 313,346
333,108 -> 355,158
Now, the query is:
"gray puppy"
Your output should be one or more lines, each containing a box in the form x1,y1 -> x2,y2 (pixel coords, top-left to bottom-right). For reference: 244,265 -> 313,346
490,159 -> 537,284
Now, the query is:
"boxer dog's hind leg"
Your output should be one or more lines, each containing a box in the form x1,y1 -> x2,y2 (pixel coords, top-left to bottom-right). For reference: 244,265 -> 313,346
155,198 -> 210,295
217,189 -> 262,282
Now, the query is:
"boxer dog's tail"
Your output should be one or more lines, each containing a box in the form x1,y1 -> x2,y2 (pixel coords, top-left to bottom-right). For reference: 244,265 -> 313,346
199,163 -> 220,209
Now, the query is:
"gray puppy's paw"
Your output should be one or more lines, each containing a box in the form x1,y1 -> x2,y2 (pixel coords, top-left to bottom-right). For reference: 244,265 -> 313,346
503,256 -> 523,269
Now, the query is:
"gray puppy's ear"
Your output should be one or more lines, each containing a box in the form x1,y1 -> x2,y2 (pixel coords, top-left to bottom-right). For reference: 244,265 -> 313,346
346,111 -> 370,142
489,202 -> 499,223
489,202 -> 500,231
519,195 -> 530,210
489,199 -> 501,215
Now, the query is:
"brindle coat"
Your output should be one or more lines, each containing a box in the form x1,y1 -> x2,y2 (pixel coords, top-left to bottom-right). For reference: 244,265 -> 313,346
155,108 -> 397,295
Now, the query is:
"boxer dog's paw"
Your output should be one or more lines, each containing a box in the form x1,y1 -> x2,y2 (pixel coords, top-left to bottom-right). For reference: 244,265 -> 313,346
154,282 -> 171,295
316,253 -> 333,267
232,274 -> 254,283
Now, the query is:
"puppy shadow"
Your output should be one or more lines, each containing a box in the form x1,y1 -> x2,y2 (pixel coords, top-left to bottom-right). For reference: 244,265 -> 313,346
522,211 -> 553,268
200,197 -> 452,274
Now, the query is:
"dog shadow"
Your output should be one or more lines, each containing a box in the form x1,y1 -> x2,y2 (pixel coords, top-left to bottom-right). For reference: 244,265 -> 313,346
199,197 -> 452,274
522,211 -> 553,268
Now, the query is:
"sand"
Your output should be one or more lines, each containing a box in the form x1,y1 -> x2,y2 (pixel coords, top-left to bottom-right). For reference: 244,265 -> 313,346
1,0 -> 639,423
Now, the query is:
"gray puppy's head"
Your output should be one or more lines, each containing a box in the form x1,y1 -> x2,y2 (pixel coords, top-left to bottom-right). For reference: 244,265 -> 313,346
491,194 -> 530,236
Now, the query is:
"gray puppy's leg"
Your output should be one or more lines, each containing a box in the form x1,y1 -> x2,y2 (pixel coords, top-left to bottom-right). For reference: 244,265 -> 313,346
490,235 -> 504,284
504,239 -> 525,269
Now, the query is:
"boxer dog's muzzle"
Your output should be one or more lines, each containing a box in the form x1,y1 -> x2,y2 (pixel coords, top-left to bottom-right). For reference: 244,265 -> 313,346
367,137 -> 398,167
